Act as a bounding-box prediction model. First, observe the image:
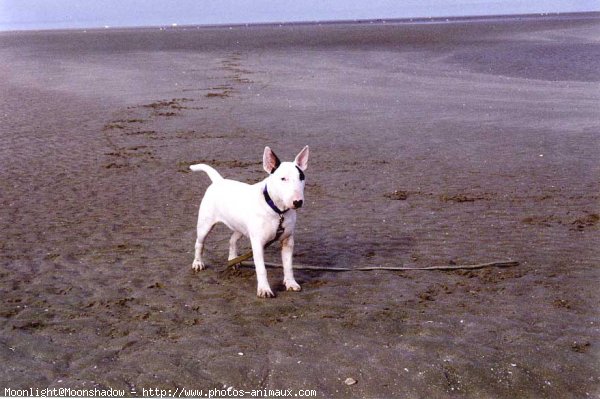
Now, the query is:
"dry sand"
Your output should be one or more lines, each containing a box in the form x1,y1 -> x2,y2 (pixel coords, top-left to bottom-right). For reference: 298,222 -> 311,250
1,14 -> 599,398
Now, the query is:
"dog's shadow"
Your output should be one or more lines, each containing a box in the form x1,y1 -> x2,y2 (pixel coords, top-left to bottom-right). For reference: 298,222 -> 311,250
296,233 -> 415,267
266,233 -> 415,287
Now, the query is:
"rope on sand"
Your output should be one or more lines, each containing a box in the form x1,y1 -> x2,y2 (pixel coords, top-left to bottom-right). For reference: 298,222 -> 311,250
232,260 -> 519,272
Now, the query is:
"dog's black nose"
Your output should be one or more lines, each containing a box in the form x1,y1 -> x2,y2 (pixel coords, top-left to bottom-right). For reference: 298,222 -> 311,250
293,200 -> 303,209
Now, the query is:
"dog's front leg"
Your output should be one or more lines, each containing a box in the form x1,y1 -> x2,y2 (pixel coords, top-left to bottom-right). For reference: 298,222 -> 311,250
250,237 -> 275,298
281,235 -> 301,291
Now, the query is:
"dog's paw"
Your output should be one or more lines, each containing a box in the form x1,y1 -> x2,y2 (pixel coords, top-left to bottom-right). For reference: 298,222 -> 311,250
257,285 -> 275,298
192,260 -> 205,271
284,280 -> 302,292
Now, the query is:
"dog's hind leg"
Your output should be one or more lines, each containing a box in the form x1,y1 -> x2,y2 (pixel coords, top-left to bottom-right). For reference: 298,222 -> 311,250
228,231 -> 243,261
192,215 -> 215,271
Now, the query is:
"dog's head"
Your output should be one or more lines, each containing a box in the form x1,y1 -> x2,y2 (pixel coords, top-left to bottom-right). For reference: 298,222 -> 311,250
263,146 -> 309,211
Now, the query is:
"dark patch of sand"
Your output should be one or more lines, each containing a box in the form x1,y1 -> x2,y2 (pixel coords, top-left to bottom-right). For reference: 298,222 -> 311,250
1,15 -> 599,398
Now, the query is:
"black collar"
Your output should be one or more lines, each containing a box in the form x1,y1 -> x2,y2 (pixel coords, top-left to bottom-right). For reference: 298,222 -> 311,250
263,185 -> 287,215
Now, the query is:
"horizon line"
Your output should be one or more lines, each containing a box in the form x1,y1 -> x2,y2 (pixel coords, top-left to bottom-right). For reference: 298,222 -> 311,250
1,10 -> 599,34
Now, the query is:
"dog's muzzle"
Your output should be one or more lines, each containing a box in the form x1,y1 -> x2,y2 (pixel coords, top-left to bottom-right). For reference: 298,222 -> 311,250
293,200 -> 303,209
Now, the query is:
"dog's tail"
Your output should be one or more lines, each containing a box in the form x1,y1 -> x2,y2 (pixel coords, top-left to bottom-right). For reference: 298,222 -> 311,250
189,164 -> 224,182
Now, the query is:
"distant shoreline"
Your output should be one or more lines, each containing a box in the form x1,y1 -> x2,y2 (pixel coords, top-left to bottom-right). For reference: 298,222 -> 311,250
1,11 -> 598,34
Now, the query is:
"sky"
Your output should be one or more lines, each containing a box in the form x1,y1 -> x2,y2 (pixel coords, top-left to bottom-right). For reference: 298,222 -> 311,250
1,0 -> 598,31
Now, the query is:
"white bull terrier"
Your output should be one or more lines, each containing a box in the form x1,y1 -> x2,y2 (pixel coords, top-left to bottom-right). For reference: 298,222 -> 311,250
190,146 -> 309,298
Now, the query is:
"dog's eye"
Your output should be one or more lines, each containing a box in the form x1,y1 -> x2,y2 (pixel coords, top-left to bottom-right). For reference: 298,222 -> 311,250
281,177 -> 287,181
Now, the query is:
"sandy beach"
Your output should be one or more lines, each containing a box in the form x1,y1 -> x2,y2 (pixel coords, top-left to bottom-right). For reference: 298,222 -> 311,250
1,14 -> 599,397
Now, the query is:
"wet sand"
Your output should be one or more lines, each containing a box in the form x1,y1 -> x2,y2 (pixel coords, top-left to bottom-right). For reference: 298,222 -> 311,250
1,14 -> 599,398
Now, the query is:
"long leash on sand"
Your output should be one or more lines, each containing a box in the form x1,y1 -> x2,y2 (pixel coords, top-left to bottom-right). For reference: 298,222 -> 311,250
225,228 -> 519,272
227,254 -> 519,271
225,223 -> 519,271
227,189 -> 519,271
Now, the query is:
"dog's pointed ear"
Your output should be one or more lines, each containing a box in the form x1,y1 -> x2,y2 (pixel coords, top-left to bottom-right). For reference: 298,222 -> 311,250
294,145 -> 309,171
263,146 -> 281,174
